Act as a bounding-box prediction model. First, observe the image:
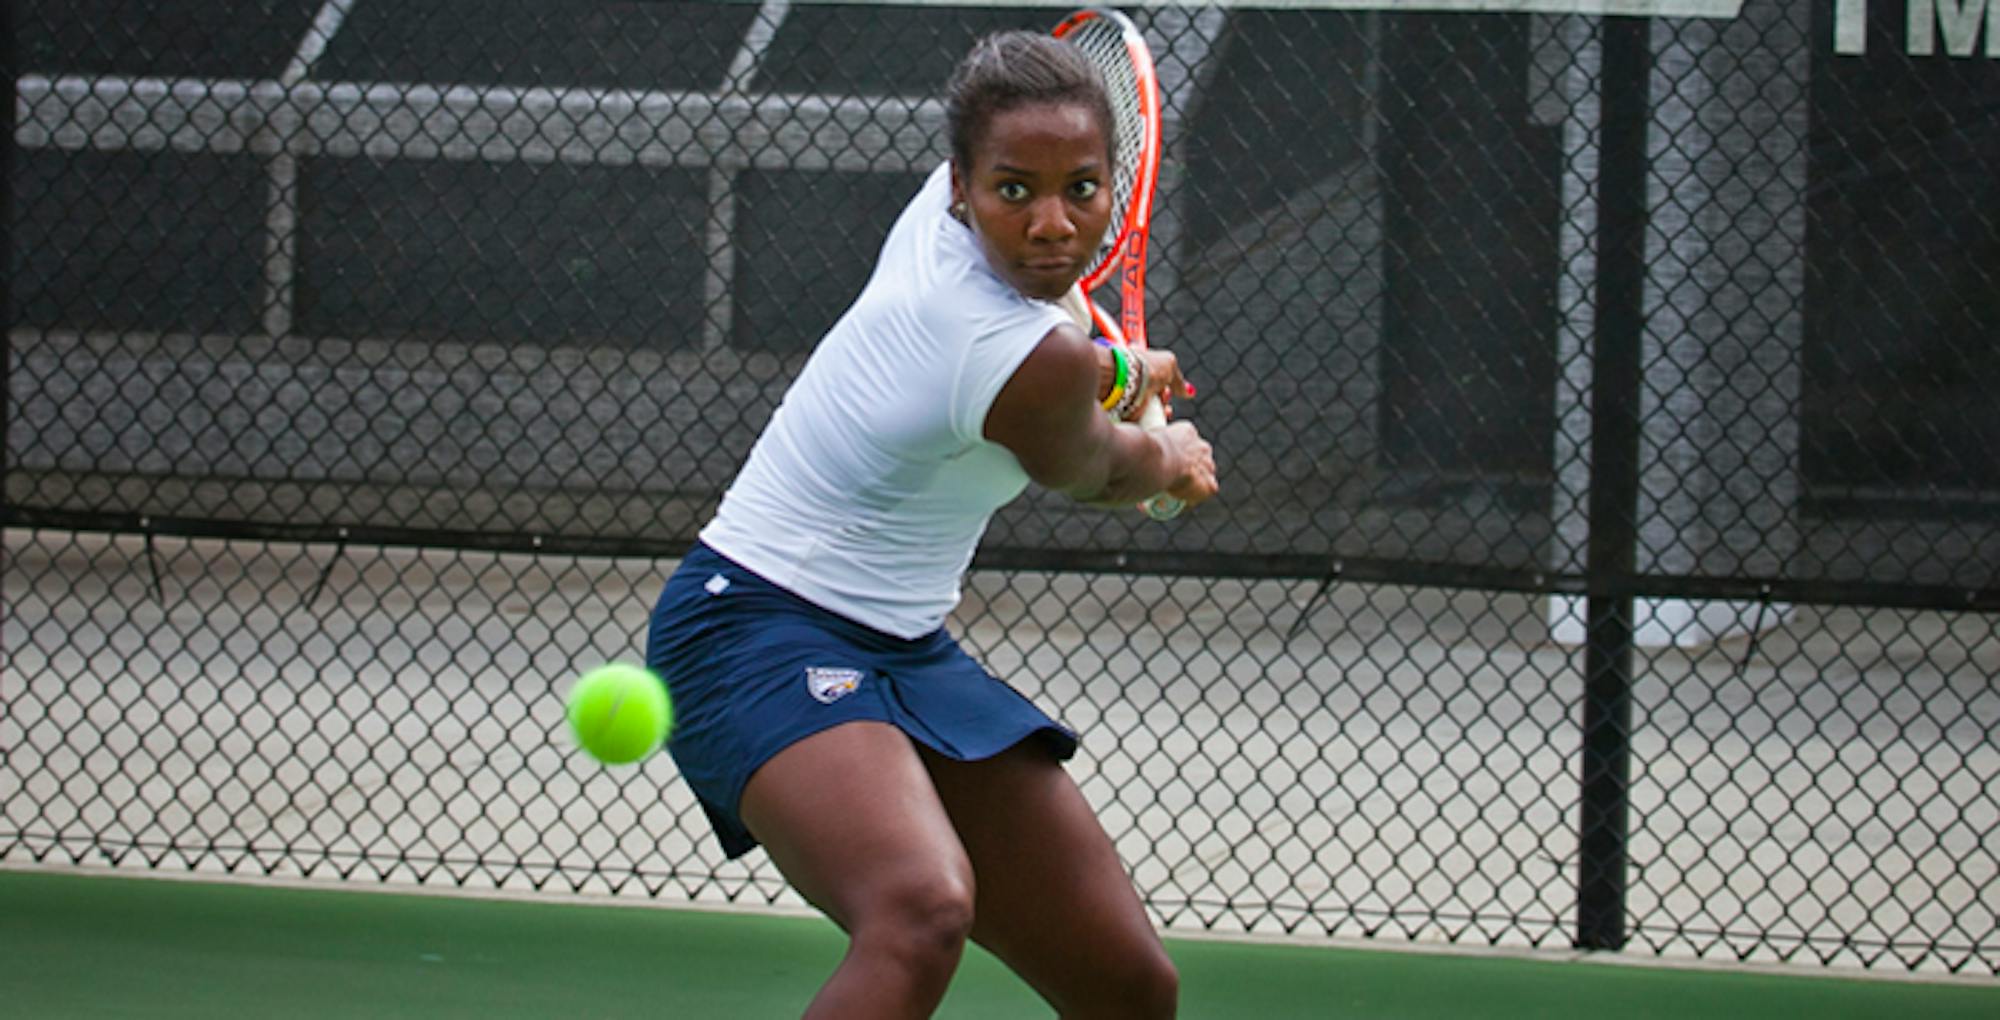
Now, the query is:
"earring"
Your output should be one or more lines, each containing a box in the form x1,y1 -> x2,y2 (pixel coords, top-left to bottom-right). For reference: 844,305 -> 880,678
949,201 -> 968,223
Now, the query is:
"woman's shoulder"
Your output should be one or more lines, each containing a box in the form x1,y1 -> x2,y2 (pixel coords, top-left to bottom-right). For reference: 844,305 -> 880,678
870,228 -> 1019,325
860,165 -> 1065,340
912,260 -> 1059,346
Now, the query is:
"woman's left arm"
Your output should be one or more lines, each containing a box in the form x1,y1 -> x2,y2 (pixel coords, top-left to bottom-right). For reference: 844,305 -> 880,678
984,322 -> 1214,509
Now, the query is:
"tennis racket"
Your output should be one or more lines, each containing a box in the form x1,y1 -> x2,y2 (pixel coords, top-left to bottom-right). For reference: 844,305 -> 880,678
1053,6 -> 1183,521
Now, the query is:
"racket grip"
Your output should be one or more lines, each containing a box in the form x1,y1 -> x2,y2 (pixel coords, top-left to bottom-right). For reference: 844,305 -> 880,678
1137,396 -> 1185,521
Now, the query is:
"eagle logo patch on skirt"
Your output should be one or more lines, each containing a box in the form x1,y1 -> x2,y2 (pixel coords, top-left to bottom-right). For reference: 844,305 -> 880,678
805,666 -> 864,705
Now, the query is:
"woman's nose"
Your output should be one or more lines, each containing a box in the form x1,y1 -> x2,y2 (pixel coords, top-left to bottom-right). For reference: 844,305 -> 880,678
1026,197 -> 1076,241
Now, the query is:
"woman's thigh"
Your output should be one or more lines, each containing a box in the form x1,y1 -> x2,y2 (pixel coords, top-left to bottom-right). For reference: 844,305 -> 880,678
739,720 -> 973,930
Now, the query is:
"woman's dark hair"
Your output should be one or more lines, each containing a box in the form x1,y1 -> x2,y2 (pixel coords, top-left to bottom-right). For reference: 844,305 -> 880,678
945,30 -> 1115,172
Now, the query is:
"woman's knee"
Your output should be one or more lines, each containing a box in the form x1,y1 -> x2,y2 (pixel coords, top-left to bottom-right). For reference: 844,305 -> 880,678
1131,947 -> 1181,1017
1120,944 -> 1176,1016
1062,941 -> 1179,1018
849,867 -> 978,970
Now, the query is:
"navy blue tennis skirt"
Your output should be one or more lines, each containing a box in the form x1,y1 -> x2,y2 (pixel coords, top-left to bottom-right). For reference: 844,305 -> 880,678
645,542 -> 1078,859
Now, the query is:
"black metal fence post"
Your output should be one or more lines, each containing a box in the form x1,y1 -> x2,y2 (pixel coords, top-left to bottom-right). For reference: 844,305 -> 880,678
1,0 -> 13,509
1576,13 -> 1653,952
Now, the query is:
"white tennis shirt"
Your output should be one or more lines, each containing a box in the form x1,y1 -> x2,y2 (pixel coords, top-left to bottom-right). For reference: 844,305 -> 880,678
699,164 -> 1071,639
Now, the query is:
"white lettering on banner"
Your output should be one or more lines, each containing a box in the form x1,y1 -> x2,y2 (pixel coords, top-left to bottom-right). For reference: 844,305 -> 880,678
1837,0 -> 1872,53
1908,0 -> 1999,56
1837,0 -> 1999,55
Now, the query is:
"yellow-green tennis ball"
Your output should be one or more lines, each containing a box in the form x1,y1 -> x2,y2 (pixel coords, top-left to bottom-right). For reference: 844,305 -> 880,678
565,663 -> 672,765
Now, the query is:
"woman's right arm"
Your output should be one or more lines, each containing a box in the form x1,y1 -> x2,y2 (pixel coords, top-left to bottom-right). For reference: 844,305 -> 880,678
983,323 -> 1217,510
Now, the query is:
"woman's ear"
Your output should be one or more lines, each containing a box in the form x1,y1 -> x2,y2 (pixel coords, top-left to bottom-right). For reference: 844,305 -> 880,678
948,162 -> 969,224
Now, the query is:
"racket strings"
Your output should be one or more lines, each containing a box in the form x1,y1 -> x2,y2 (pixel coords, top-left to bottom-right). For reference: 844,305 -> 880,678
1061,20 -> 1148,283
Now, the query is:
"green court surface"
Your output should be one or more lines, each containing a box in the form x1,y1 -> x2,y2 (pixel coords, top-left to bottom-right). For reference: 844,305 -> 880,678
3,870 -> 1994,1018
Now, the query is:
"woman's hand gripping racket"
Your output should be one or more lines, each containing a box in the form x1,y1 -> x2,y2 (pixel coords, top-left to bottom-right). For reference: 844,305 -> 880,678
1055,7 -> 1184,521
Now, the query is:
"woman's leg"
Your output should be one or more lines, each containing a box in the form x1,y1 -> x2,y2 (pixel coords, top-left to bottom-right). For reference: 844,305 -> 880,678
738,721 -> 977,1020
922,741 -> 1179,1019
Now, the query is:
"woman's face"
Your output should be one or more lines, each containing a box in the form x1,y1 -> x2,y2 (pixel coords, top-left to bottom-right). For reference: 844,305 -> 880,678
952,101 -> 1114,301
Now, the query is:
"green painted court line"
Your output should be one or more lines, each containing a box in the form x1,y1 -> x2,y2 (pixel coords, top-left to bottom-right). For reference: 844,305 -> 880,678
2,870 -> 1993,1018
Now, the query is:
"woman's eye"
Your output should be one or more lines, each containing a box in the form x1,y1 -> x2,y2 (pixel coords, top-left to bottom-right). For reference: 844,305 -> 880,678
1071,180 -> 1101,200
997,182 -> 1029,201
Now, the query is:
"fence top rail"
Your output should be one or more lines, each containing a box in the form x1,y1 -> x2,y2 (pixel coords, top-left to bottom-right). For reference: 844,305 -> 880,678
14,73 -> 949,172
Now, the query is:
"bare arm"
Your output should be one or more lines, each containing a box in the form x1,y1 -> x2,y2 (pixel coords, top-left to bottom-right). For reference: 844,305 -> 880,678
984,323 -> 1216,508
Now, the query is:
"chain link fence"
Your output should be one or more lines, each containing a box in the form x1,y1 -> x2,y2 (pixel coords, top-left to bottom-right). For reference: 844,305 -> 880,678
4,0 -> 1996,975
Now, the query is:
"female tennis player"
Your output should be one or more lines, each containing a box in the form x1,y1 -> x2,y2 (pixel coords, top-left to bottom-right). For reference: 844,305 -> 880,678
646,29 -> 1214,1019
